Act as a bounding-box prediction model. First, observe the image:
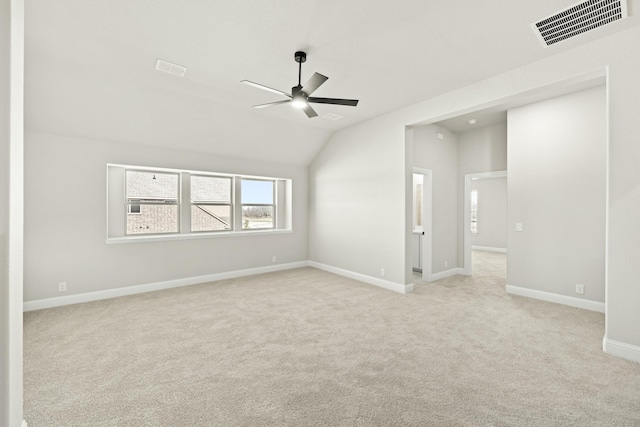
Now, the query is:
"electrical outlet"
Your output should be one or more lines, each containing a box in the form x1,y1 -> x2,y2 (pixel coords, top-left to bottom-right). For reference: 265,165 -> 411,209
272,255 -> 277,263
380,268 -> 385,277
576,284 -> 584,295
515,223 -> 523,232
444,260 -> 448,268
58,282 -> 67,292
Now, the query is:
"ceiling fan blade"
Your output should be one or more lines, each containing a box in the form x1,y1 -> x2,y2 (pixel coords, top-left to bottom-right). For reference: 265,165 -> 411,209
301,73 -> 328,96
301,103 -> 318,118
253,99 -> 291,109
308,97 -> 359,107
241,80 -> 291,98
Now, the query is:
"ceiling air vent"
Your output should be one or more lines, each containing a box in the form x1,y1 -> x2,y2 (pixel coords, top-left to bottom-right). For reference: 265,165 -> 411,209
532,0 -> 628,47
155,59 -> 187,77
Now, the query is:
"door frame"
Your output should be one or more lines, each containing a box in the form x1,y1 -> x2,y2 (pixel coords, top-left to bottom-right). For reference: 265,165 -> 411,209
413,167 -> 432,282
463,170 -> 507,275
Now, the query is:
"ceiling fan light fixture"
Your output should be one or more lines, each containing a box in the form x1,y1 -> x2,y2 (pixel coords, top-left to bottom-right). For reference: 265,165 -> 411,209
291,94 -> 307,109
242,51 -> 359,118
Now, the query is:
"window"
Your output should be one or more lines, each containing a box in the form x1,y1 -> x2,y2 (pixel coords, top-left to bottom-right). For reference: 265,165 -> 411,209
191,175 -> 232,232
107,164 -> 291,241
127,204 -> 141,214
241,179 -> 275,230
126,170 -> 179,235
470,189 -> 478,234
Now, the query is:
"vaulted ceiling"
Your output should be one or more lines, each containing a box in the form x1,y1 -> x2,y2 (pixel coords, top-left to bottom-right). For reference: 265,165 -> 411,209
25,0 -> 640,164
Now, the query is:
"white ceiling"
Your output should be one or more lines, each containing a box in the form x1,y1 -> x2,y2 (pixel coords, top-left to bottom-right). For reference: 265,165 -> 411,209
24,0 -> 640,165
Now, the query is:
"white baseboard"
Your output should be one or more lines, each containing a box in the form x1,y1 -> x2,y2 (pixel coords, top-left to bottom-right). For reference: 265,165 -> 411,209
505,284 -> 605,313
308,261 -> 413,294
603,336 -> 640,364
23,262 -> 309,312
472,245 -> 507,253
430,268 -> 465,282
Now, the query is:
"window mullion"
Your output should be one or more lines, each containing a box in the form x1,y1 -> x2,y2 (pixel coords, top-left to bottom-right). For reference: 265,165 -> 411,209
233,177 -> 242,231
181,172 -> 190,235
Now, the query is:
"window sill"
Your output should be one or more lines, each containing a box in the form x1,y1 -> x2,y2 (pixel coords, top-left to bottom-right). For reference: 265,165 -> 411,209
106,229 -> 293,244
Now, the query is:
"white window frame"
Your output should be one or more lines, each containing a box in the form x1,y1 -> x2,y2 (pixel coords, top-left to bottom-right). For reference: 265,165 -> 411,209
470,189 -> 478,234
190,174 -> 233,233
240,178 -> 276,231
106,164 -> 292,243
124,169 -> 180,236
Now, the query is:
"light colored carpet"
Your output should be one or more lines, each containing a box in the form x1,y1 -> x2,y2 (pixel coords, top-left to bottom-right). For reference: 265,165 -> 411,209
24,251 -> 640,426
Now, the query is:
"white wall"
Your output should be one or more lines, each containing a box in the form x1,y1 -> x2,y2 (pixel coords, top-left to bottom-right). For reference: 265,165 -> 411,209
24,132 -> 309,301
1,0 -> 23,425
471,178 -> 507,250
507,86 -> 606,303
457,123 -> 508,260
309,119 -> 407,286
309,25 -> 640,360
413,125 -> 458,273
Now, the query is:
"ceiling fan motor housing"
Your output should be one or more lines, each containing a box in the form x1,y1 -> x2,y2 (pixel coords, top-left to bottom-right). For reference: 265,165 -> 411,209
294,51 -> 307,63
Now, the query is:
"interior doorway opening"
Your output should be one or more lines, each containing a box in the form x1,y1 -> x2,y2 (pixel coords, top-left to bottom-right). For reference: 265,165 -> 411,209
412,168 -> 432,282
463,171 -> 507,276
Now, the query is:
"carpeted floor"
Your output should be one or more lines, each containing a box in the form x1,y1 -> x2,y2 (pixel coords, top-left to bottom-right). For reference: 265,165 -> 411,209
24,251 -> 640,426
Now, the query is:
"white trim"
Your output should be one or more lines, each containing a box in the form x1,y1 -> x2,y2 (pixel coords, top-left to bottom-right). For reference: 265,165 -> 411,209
506,284 -> 605,313
23,262 -> 308,312
429,268 -> 465,282
603,336 -> 640,364
9,1 -> 25,425
472,245 -> 507,253
464,171 -> 507,276
309,261 -> 413,294
106,228 -> 293,244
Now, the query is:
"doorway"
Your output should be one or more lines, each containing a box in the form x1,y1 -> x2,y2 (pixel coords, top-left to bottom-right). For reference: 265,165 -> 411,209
412,168 -> 432,282
463,170 -> 507,276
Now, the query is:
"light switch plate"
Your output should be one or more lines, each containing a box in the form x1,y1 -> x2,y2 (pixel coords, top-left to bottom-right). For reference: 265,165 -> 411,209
515,223 -> 523,232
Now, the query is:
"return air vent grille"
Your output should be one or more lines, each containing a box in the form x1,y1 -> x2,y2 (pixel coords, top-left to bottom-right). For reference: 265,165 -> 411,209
155,59 -> 187,77
532,0 -> 628,47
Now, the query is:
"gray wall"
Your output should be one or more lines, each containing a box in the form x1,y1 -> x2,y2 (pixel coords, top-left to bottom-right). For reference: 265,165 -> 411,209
310,25 -> 640,355
412,125 -> 458,273
471,178 -> 507,249
24,132 -> 309,301
309,119 -> 406,285
507,86 -> 606,303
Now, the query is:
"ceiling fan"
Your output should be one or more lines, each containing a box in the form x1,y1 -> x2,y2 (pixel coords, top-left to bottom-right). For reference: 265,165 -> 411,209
241,51 -> 359,118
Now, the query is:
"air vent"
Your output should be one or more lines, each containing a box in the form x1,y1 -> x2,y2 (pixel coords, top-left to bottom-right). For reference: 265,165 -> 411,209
532,0 -> 628,47
323,112 -> 344,121
155,59 -> 187,77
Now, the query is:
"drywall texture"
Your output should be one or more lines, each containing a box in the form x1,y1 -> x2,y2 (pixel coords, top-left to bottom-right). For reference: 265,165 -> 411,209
412,125 -> 459,274
457,124 -> 508,174
309,120 -> 406,285
471,178 -> 507,249
24,132 -> 309,301
507,86 -> 606,303
310,25 -> 640,353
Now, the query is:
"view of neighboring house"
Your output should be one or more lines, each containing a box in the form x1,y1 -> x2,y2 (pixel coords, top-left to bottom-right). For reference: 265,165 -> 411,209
125,170 -> 272,235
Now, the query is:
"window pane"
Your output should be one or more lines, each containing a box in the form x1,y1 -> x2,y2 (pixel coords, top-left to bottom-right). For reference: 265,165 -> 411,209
242,206 -> 274,229
191,176 -> 231,203
191,205 -> 231,232
126,171 -> 178,200
127,204 -> 178,234
241,179 -> 273,204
